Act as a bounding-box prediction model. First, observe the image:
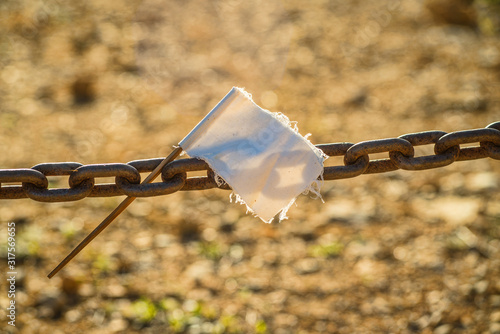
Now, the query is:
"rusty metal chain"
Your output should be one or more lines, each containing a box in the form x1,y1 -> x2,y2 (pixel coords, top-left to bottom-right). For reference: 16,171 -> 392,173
1,122 -> 499,202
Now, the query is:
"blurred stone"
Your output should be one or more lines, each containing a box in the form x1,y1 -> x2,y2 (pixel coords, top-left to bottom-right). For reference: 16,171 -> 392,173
64,309 -> 81,323
491,311 -> 500,323
186,288 -> 212,300
381,179 -> 409,201
132,234 -> 152,250
478,46 -> 500,68
103,284 -> 127,298
127,200 -> 153,217
267,290 -> 288,306
491,295 -> 500,307
345,240 -> 381,259
474,262 -> 488,278
455,226 -> 478,248
411,197 -> 480,226
294,258 -> 320,275
465,172 -> 498,192
417,315 -> 431,329
154,233 -> 176,248
433,324 -> 452,334
245,278 -> 266,292
361,297 -> 390,315
108,318 -> 128,332
78,283 -> 96,297
407,235 -> 443,269
185,260 -> 214,280
486,201 -> 500,217
325,199 -> 373,224
274,313 -> 298,328
491,323 -> 500,334
354,258 -> 389,283
473,280 -> 489,295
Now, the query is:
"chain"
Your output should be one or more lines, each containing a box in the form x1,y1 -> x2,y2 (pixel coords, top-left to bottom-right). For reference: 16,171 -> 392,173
1,122 -> 499,202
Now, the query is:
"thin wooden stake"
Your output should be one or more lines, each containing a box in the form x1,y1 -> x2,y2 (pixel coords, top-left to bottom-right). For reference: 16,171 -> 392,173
48,146 -> 183,278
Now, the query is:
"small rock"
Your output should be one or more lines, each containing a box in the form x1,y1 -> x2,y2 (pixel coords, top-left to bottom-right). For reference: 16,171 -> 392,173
108,318 -> 128,332
478,46 -> 500,69
474,280 -> 489,295
490,295 -> 500,307
64,309 -> 81,323
412,197 -> 480,226
78,283 -> 96,297
433,324 -> 452,334
465,172 -> 498,192
491,323 -> 500,334
294,258 -> 320,275
185,260 -> 214,279
154,233 -> 175,248
491,311 -> 500,323
345,240 -> 381,259
103,284 -> 127,298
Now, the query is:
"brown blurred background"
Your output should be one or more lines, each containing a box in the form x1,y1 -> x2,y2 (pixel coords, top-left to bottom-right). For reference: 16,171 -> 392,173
1,0 -> 500,333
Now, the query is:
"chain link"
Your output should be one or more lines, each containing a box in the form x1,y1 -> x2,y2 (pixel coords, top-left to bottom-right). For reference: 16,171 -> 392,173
1,122 -> 499,202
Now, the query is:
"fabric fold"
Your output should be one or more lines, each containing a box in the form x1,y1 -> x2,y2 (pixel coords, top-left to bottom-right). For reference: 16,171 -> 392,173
179,87 -> 326,222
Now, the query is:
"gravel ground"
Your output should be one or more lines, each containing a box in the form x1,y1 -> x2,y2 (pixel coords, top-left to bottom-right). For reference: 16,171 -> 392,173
1,0 -> 500,333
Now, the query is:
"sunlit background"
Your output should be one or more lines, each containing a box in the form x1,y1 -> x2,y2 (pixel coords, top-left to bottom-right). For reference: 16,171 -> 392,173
1,0 -> 500,333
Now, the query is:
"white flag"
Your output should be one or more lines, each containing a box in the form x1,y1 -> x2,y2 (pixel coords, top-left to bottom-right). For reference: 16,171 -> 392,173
179,87 -> 326,222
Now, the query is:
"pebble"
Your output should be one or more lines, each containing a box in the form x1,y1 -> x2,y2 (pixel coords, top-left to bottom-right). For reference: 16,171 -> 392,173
473,280 -> 489,295
103,284 -> 127,298
433,324 -> 452,334
490,311 -> 500,323
64,309 -> 81,323
490,323 -> 500,334
108,318 -> 128,332
294,258 -> 320,275
491,295 -> 500,307
411,196 -> 480,226
465,172 -> 498,192
185,260 -> 214,279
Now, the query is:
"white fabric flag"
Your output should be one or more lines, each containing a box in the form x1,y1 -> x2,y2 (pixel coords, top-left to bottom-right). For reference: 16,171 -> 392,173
179,87 -> 326,222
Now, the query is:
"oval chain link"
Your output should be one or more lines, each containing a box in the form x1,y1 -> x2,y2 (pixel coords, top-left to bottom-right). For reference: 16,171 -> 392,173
485,122 -> 500,159
0,122 -> 499,202
22,163 -> 94,202
390,131 -> 460,170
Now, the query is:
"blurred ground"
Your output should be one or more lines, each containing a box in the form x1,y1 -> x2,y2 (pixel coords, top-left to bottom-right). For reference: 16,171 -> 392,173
1,0 -> 500,333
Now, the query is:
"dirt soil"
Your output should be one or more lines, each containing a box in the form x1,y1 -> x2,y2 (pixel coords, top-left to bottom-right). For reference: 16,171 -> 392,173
1,0 -> 500,333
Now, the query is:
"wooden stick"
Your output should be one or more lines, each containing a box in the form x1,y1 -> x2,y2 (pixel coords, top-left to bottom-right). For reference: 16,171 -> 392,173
48,146 -> 183,278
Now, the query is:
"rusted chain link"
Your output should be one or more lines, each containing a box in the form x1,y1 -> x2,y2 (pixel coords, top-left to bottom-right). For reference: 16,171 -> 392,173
1,122 -> 499,202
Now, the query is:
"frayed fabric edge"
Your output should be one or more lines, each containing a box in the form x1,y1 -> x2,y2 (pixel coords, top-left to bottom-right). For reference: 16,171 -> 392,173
183,152 -> 326,224
230,192 -> 289,224
303,169 -> 326,203
228,192 -> 268,223
186,87 -> 329,224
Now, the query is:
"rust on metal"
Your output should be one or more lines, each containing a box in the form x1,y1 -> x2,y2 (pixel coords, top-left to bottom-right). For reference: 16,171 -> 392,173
1,122 -> 499,202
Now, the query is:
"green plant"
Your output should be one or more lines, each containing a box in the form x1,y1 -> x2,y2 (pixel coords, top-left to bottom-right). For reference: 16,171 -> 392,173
309,241 -> 344,258
255,319 -> 268,334
197,241 -> 223,260
132,297 -> 157,323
